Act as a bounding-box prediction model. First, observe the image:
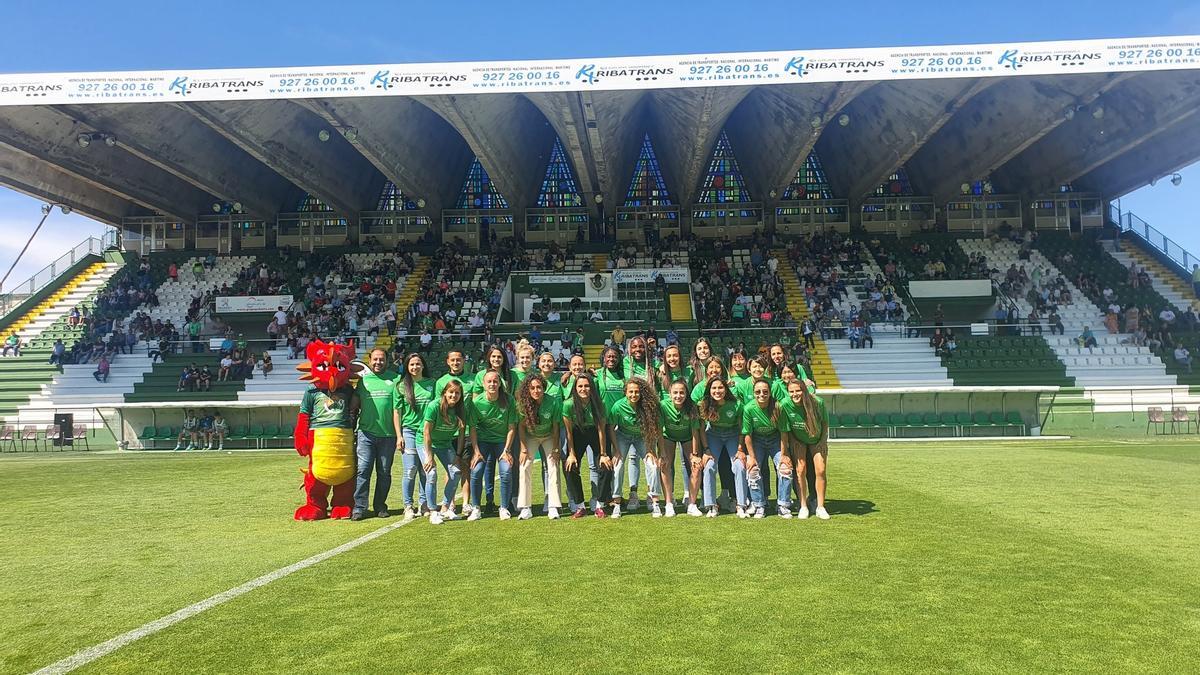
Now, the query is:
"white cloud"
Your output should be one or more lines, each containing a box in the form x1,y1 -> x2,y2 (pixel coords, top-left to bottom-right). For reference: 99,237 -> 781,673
0,190 -> 112,292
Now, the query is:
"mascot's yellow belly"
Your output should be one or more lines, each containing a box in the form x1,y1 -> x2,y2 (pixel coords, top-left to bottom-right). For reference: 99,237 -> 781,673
311,427 -> 355,485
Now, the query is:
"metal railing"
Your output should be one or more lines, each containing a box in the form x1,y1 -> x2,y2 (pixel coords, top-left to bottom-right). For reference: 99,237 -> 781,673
1119,209 -> 1197,275
0,235 -> 113,318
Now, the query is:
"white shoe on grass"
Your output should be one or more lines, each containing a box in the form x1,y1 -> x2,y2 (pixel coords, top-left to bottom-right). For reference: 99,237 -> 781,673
429,511 -> 444,525
664,503 -> 676,518
706,505 -> 718,518
753,506 -> 765,519
499,507 -> 512,520
797,506 -> 810,519
402,507 -> 415,522
687,504 -> 703,517
779,506 -> 793,519
442,508 -> 459,521
548,507 -> 559,520
736,506 -> 748,519
518,507 -> 533,520
651,503 -> 662,518
467,506 -> 481,522
611,504 -> 622,519
816,506 -> 830,520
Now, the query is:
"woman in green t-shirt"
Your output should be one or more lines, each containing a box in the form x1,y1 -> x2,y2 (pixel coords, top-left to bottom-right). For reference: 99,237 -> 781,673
735,356 -> 769,404
392,353 -> 434,520
562,372 -> 612,518
659,380 -> 701,518
729,348 -> 752,392
467,370 -> 517,521
657,344 -> 693,400
422,379 -> 466,525
690,357 -> 728,404
623,335 -> 656,384
782,378 -> 830,520
688,337 -> 715,388
771,362 -> 798,402
536,351 -> 570,514
607,377 -> 662,518
742,378 -> 792,519
699,376 -> 746,518
766,343 -> 788,381
511,342 -> 535,389
474,345 -> 515,395
515,373 -> 562,520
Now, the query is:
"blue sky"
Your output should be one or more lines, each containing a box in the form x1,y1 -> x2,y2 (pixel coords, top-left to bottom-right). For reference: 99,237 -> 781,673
1,0 -> 1198,285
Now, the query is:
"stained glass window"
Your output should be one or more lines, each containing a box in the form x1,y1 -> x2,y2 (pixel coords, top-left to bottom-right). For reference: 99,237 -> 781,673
376,181 -> 421,211
874,166 -> 914,196
623,134 -> 674,207
294,192 -> 347,228
782,152 -> 834,200
455,157 -> 509,209
696,131 -> 753,204
536,138 -> 584,208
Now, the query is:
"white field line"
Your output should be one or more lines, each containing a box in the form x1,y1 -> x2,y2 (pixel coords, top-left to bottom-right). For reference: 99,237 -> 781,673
34,517 -> 411,674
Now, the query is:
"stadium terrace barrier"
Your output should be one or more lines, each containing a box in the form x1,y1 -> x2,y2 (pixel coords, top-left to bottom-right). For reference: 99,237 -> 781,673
0,235 -> 113,319
1119,210 -> 1197,275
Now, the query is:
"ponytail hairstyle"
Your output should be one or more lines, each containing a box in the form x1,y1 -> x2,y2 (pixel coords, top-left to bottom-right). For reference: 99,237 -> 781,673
481,345 -> 512,391
624,377 -> 660,442
667,379 -> 698,419
517,372 -> 548,432
480,369 -> 510,410
658,344 -> 686,394
699,376 -> 731,422
400,352 -> 429,409
599,345 -> 625,380
562,353 -> 586,388
751,377 -> 780,425
438,379 -> 466,431
569,372 -> 606,429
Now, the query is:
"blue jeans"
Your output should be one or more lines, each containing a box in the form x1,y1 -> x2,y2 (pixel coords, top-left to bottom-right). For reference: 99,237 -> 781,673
704,427 -> 746,508
353,431 -> 397,513
400,427 -> 427,509
471,439 -> 513,508
612,430 -> 661,498
747,433 -> 790,508
424,444 -> 462,509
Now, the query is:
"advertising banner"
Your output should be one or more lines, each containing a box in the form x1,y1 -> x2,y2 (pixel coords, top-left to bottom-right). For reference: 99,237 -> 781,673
2,36 -> 1197,106
908,280 -> 992,298
215,295 -> 293,313
612,269 -> 690,284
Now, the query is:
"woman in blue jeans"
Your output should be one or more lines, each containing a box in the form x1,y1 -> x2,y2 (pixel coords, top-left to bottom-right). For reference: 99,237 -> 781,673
467,370 -> 517,521
422,380 -> 467,525
392,353 -> 434,522
700,376 -> 745,518
742,378 -> 792,519
606,377 -> 661,518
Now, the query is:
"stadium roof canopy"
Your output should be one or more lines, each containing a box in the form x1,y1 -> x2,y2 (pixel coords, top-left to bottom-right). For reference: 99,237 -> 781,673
0,35 -> 1198,228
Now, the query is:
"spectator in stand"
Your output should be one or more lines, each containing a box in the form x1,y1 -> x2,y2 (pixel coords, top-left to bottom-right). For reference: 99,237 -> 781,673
261,352 -> 273,378
2,333 -> 21,357
210,411 -> 228,451
240,351 -> 256,379
177,364 -> 196,392
168,262 -> 179,283
175,409 -> 200,451
197,365 -> 212,392
192,260 -> 204,282
187,318 -> 203,353
1078,326 -> 1098,349
1049,309 -> 1065,336
589,308 -> 604,321
1174,343 -> 1193,373
610,325 -> 626,347
218,354 -> 233,381
419,329 -> 433,353
93,355 -> 110,382
49,339 -> 66,366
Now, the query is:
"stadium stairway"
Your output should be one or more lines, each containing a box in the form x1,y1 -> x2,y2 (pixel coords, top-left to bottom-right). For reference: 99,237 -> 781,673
960,238 -> 1173,386
669,293 -> 693,321
4,351 -> 155,430
592,253 -> 609,273
774,250 -> 839,388
1105,243 -> 1195,311
1,261 -> 123,341
375,254 -> 429,354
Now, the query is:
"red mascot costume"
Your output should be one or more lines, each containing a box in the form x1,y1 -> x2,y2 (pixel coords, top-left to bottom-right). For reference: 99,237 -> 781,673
293,340 -> 361,520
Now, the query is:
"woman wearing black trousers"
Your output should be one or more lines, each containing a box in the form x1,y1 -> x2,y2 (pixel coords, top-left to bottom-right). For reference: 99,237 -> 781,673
562,372 -> 612,518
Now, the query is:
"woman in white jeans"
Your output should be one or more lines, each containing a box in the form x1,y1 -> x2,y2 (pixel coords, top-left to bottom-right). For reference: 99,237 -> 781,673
606,377 -> 662,517
515,372 -> 562,520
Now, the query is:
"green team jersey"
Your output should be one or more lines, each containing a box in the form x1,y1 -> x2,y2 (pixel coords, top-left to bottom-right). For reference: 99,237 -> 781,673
300,387 -> 355,429
706,399 -> 742,431
539,372 -> 565,411
607,397 -> 645,438
690,380 -> 708,404
512,369 -> 530,390
742,403 -> 785,437
421,400 -> 464,447
659,399 -> 699,442
735,376 -> 764,404
356,369 -> 398,436
561,395 -> 603,429
595,370 -> 627,411
658,366 -> 694,399
780,395 -> 829,445
394,378 -> 435,442
730,371 -> 753,392
771,378 -> 790,402
434,371 -> 474,398
623,355 -> 657,380
468,393 -> 516,443
519,397 -> 560,438
472,368 -> 516,394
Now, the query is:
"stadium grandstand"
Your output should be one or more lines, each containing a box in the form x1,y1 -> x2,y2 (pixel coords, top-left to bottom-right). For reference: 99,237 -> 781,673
1,34 -> 1199,449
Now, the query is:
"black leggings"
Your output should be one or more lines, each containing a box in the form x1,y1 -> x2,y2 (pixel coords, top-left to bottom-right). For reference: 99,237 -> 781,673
566,425 -> 611,506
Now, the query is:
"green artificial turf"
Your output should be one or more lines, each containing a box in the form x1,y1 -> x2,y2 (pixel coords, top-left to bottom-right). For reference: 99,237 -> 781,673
2,440 -> 1198,673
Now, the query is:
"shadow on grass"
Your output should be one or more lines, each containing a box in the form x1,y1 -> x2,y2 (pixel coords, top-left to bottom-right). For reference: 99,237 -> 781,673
826,499 -> 877,516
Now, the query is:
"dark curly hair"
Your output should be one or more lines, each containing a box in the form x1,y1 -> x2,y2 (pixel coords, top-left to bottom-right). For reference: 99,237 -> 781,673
516,372 -> 549,433
623,377 -> 660,441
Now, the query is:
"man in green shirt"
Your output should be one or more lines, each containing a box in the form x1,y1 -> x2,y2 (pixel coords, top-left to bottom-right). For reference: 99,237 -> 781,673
434,350 -> 474,398
352,348 -> 398,520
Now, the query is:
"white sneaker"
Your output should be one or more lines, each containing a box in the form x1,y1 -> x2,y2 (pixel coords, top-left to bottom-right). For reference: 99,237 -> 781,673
651,503 -> 662,518
717,493 -> 733,512
628,495 -> 641,512
664,503 -> 676,518
467,506 -> 481,522
499,507 -> 512,520
402,507 -> 415,522
687,504 -> 703,517
816,506 -> 831,520
778,506 -> 793,519
442,508 -> 459,521
797,506 -> 810,519
753,506 -> 765,519
429,511 -> 444,525
548,507 -> 559,520
518,507 -> 533,520
706,505 -> 718,518
217,444 -> 224,451
736,506 -> 748,519
611,504 -> 622,519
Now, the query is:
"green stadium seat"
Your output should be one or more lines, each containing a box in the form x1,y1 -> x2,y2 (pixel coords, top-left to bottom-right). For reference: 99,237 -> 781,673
856,414 -> 871,428
972,412 -> 990,426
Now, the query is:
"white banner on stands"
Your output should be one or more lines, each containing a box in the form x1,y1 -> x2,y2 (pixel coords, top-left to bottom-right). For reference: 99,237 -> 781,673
612,269 -> 690,284
1,36 -> 1198,106
215,295 -> 293,313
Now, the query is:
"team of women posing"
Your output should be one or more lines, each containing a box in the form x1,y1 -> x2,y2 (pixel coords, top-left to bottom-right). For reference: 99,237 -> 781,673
390,336 -> 831,524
